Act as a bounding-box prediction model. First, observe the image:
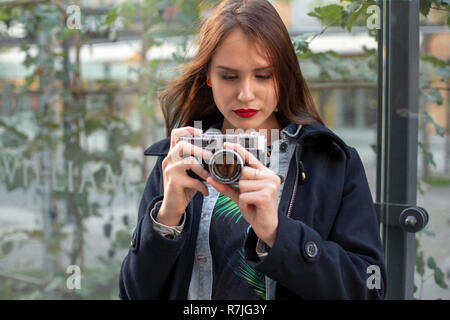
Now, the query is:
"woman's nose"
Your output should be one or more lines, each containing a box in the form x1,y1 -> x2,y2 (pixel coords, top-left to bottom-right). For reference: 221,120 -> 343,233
237,79 -> 255,102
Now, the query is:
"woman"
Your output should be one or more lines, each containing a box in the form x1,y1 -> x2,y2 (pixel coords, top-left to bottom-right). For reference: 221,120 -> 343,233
119,0 -> 386,300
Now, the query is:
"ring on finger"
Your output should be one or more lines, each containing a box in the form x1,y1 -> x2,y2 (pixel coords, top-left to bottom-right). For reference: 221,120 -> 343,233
254,169 -> 260,180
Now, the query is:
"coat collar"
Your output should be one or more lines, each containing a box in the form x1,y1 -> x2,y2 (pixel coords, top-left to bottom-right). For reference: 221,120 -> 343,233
144,121 -> 350,158
297,122 -> 351,157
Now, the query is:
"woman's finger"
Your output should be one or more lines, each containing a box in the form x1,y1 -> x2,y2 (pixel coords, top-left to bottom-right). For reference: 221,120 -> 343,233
170,126 -> 203,149
238,190 -> 268,207
177,156 -> 212,181
223,142 -> 264,169
206,177 -> 240,204
169,140 -> 213,163
239,166 -> 272,181
237,179 -> 268,193
178,140 -> 213,160
237,196 -> 257,216
177,175 -> 210,197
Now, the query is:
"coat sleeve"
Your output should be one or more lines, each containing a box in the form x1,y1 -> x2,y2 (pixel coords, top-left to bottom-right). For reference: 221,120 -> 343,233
119,156 -> 190,299
244,147 -> 386,299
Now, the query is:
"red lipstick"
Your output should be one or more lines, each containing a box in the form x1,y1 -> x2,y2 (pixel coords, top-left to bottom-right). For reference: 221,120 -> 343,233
233,108 -> 259,118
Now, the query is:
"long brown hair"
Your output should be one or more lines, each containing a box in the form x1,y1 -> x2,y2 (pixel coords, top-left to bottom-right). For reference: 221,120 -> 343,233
159,0 -> 324,137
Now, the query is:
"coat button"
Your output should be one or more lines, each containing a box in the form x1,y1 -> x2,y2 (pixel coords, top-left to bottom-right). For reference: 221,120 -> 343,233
280,142 -> 288,153
304,241 -> 318,258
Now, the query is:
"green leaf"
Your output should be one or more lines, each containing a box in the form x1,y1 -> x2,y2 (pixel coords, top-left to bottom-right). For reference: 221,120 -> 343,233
101,9 -> 119,28
418,142 -> 437,167
421,55 -> 448,68
421,111 -> 445,136
0,9 -> 10,22
344,1 -> 367,32
344,0 -> 364,12
437,66 -> 450,79
434,267 -> 448,289
1,241 -> 14,256
24,229 -> 44,239
323,50 -> 340,58
346,10 -> 362,32
427,256 -> 437,270
84,118 -> 104,136
420,0 -> 432,16
422,87 -> 444,105
416,250 -> 425,277
308,4 -> 344,22
292,33 -> 313,55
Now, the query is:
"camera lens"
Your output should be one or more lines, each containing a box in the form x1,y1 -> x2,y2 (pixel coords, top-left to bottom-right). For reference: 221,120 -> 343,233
209,149 -> 243,184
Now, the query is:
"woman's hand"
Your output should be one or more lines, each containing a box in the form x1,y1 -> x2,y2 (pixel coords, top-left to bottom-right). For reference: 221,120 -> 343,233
206,142 -> 281,247
157,127 -> 213,227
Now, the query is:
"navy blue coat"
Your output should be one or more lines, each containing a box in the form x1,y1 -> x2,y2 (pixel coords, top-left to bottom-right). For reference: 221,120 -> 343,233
119,122 -> 386,299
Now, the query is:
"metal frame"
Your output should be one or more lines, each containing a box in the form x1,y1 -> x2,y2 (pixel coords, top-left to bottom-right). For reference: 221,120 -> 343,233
376,0 -> 420,300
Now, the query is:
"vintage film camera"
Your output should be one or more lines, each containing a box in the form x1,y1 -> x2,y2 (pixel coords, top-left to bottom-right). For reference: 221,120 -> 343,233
179,131 -> 267,184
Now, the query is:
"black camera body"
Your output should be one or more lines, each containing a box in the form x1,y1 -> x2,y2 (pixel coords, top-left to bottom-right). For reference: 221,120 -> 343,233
179,131 -> 267,184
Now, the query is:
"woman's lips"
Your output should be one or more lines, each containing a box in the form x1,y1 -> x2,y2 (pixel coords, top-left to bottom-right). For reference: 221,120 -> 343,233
233,108 -> 259,118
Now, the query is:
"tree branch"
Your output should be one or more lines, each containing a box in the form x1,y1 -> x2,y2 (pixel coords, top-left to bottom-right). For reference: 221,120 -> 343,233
422,85 -> 450,91
430,6 -> 450,12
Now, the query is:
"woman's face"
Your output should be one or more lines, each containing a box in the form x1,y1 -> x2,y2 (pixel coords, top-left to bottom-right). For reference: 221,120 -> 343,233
208,28 -> 281,134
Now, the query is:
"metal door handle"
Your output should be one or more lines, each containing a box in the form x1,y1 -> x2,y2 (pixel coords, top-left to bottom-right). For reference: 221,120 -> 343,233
399,207 -> 429,233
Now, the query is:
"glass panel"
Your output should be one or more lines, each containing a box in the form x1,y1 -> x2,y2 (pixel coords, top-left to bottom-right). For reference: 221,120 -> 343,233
414,4 -> 450,300
378,0 -> 419,300
0,1 -> 172,299
378,0 -> 450,300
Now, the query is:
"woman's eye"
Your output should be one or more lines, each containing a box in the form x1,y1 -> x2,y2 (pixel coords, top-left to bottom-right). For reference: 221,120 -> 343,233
220,74 -> 271,80
221,75 -> 238,80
